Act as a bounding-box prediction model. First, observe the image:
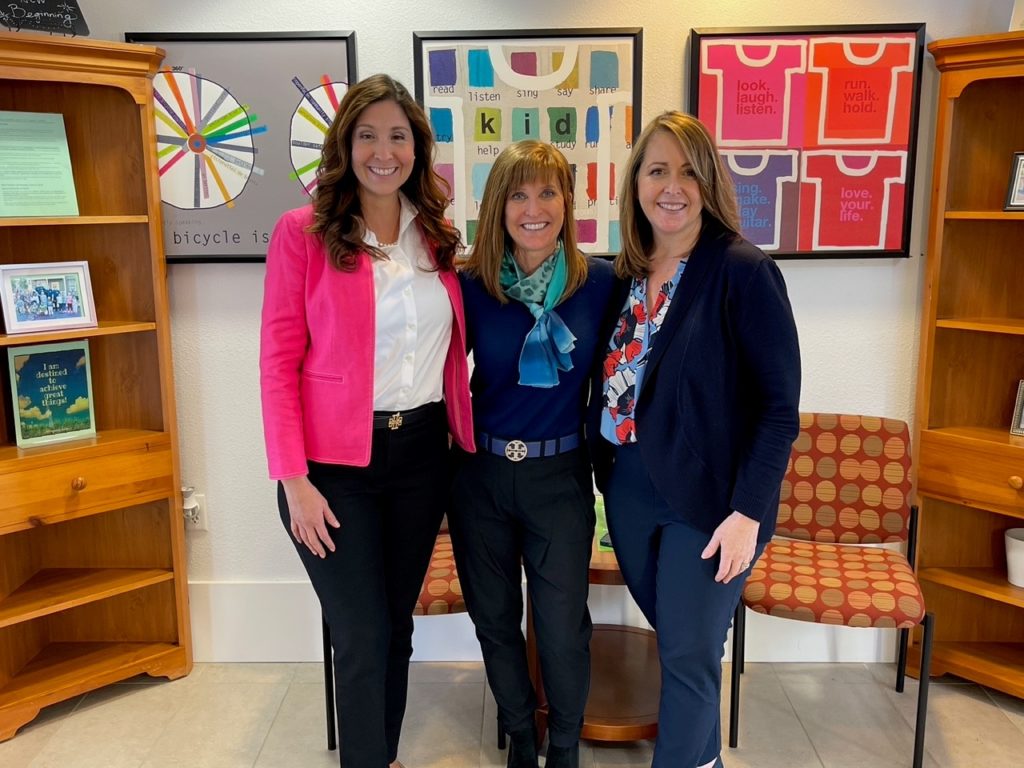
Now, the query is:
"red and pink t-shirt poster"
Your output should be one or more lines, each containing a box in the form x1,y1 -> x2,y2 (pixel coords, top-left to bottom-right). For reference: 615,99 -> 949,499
693,26 -> 922,257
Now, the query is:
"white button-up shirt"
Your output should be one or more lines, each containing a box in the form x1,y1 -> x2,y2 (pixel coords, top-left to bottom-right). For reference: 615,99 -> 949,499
369,195 -> 452,412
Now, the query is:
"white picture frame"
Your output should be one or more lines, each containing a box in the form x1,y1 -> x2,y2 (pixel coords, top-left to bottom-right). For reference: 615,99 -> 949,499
0,260 -> 98,334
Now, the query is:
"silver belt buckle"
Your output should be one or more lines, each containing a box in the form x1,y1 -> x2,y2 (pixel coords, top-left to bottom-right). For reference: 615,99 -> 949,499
504,439 -> 528,462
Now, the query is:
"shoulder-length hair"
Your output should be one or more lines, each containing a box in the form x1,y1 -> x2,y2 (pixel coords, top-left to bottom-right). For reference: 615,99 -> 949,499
616,111 -> 740,279
309,73 -> 462,271
462,140 -> 587,304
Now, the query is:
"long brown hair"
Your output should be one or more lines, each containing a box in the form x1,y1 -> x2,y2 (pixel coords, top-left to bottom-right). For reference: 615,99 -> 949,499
616,111 -> 740,279
462,140 -> 587,303
309,73 -> 461,271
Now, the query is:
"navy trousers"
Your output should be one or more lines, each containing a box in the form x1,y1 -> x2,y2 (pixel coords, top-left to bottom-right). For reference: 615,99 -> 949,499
605,443 -> 764,768
278,403 -> 449,768
448,447 -> 594,747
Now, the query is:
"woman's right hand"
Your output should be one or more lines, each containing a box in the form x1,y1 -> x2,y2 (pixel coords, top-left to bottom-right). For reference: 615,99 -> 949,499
282,476 -> 340,558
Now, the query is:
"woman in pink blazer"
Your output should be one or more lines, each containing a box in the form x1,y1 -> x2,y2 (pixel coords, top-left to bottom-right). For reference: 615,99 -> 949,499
260,74 -> 474,768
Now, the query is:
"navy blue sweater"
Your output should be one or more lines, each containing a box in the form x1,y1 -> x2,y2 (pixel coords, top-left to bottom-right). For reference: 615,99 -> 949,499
589,220 -> 801,542
460,257 -> 616,441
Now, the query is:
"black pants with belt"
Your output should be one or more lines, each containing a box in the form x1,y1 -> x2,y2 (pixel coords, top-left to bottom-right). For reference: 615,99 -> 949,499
278,402 -> 449,768
448,447 -> 595,748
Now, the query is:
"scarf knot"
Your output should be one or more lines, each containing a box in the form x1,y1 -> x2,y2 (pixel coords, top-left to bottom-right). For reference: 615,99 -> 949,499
499,242 -> 577,388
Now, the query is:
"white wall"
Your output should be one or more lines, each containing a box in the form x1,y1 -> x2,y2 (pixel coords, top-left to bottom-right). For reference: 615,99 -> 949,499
82,0 -> 1015,661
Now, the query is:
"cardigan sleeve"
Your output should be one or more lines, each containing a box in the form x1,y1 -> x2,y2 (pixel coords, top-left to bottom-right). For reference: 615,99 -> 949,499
259,210 -> 313,480
727,256 -> 802,522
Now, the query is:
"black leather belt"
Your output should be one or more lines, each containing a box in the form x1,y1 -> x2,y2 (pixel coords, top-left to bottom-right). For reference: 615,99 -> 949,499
476,431 -> 580,462
372,401 -> 443,430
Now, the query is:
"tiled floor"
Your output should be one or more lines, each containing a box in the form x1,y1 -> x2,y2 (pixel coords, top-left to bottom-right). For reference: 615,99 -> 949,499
1,661 -> 1022,767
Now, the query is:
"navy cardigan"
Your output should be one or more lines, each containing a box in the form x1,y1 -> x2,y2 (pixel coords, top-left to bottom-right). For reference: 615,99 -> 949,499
590,220 -> 801,542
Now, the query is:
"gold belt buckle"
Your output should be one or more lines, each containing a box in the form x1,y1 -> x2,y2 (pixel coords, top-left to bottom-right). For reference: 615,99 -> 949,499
388,412 -> 403,430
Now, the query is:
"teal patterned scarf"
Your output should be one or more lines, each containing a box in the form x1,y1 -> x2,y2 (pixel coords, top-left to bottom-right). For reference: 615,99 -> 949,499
499,242 -> 577,388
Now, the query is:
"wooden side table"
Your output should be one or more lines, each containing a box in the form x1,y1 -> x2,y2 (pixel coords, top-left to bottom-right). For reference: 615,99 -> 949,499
527,538 -> 660,743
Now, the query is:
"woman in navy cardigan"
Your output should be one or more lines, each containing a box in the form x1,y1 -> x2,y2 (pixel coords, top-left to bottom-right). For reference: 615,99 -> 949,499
595,112 -> 801,768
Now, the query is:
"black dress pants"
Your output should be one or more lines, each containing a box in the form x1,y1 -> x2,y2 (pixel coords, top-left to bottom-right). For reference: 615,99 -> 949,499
278,403 -> 449,768
448,448 -> 594,748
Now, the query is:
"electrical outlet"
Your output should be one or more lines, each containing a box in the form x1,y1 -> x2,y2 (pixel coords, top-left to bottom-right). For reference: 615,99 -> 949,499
183,492 -> 208,531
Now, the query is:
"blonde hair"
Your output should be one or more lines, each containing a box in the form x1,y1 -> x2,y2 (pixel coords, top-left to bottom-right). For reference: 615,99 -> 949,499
462,140 -> 587,303
616,111 -> 740,279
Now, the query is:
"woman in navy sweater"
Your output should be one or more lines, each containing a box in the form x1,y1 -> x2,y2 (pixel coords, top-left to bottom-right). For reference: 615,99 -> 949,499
595,112 -> 800,768
450,141 -> 615,768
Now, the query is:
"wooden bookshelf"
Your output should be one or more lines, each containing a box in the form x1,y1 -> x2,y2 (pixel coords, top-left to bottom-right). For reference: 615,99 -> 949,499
0,31 -> 191,740
911,30 -> 1024,698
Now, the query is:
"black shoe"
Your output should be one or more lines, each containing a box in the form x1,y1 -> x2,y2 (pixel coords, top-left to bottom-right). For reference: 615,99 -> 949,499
545,743 -> 579,768
506,726 -> 539,768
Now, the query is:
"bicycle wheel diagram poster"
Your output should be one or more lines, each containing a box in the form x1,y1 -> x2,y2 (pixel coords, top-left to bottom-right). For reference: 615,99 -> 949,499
125,32 -> 356,262
689,24 -> 925,259
414,29 -> 642,255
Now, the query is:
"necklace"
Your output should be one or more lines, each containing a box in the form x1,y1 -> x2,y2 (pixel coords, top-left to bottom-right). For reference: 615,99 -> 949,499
377,240 -> 398,248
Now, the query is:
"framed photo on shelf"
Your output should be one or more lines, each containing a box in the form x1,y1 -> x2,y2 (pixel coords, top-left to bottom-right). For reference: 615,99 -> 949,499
413,28 -> 642,255
1011,380 -> 1024,437
123,31 -> 357,263
8,339 -> 95,448
0,261 -> 97,334
1004,152 -> 1024,211
688,23 -> 926,259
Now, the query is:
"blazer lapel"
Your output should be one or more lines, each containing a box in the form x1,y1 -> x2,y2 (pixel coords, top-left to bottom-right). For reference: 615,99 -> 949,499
639,226 -> 722,396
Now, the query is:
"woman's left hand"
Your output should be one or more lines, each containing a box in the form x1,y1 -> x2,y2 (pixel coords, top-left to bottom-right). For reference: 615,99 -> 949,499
701,510 -> 760,584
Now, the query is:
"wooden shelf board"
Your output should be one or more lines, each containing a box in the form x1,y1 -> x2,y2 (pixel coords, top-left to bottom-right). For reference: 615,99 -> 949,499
0,321 -> 156,347
923,425 -> 1024,446
0,215 -> 148,228
0,642 -> 183,710
0,569 -> 174,629
0,428 -> 168,468
944,210 -> 1024,221
908,642 -> 1024,698
936,317 -> 1024,335
920,567 -> 1024,609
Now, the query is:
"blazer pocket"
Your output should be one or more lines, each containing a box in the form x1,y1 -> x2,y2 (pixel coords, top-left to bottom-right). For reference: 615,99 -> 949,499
302,370 -> 345,383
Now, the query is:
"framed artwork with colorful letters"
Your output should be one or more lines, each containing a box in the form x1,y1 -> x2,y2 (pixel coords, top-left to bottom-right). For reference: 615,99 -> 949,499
689,24 -> 925,259
413,28 -> 642,255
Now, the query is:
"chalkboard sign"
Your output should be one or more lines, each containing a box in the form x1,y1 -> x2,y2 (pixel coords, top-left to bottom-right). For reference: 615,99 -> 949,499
0,1 -> 89,36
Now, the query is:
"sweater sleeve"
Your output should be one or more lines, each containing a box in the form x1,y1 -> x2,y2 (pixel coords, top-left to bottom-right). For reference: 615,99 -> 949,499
727,256 -> 802,521
259,210 -> 312,480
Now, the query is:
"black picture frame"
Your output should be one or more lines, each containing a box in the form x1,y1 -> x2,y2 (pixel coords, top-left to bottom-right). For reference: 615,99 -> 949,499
413,28 -> 642,255
124,31 -> 357,263
688,23 -> 926,259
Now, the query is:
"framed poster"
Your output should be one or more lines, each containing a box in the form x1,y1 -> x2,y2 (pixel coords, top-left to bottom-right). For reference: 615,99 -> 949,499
689,24 -> 925,259
124,31 -> 357,263
0,261 -> 97,334
414,28 -> 642,254
8,340 -> 95,448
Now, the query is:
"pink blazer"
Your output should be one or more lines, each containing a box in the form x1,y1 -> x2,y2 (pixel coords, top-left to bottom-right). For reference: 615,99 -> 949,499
260,206 -> 475,479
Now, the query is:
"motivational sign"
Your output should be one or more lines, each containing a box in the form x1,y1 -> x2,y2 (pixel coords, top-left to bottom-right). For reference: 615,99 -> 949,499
690,24 -> 925,258
415,29 -> 642,254
0,1 -> 89,36
8,340 -> 95,447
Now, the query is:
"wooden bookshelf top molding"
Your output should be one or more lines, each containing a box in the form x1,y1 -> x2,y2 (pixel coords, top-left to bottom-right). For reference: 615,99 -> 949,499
0,30 -> 163,102
929,30 -> 1024,71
